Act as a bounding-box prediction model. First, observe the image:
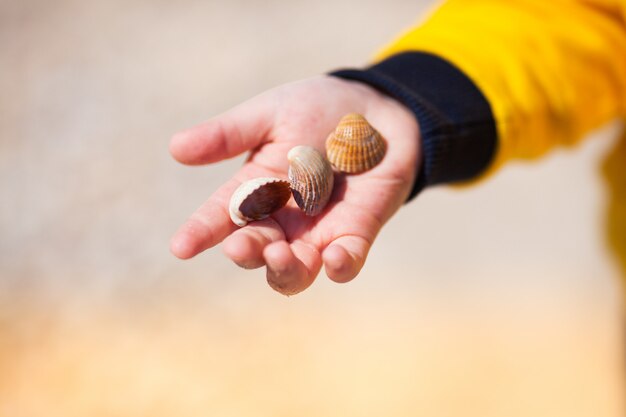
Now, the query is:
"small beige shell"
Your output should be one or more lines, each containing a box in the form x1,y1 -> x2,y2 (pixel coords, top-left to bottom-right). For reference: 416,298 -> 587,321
326,113 -> 386,174
288,145 -> 334,216
229,177 -> 291,227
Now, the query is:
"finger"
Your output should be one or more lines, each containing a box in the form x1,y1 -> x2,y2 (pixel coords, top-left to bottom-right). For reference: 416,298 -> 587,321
170,97 -> 274,165
264,240 -> 321,296
222,218 -> 285,269
322,235 -> 371,283
170,178 -> 240,259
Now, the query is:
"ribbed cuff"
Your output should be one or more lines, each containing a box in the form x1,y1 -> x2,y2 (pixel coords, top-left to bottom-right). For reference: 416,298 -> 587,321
330,52 -> 497,200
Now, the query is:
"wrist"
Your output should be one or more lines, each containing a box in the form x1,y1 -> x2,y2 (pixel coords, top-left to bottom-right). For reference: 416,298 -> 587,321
329,52 -> 497,200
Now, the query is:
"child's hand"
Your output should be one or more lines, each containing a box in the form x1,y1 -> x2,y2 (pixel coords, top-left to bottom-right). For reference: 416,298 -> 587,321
169,76 -> 420,295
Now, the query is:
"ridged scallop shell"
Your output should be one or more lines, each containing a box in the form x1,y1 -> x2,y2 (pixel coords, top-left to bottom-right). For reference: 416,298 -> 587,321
325,113 -> 386,174
229,177 -> 291,227
288,145 -> 334,216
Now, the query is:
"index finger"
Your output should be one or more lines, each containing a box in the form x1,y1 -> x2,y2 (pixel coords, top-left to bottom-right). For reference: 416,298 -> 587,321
170,94 -> 276,166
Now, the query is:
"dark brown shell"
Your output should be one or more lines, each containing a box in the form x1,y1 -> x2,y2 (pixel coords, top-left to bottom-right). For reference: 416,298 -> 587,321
325,113 -> 386,174
229,177 -> 291,227
287,145 -> 334,216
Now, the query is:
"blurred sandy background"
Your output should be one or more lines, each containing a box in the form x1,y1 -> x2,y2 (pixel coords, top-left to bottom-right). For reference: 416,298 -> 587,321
1,0 -> 625,415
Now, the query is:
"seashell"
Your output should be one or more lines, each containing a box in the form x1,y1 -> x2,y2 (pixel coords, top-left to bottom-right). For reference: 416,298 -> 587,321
287,145 -> 334,216
325,113 -> 386,174
229,177 -> 291,227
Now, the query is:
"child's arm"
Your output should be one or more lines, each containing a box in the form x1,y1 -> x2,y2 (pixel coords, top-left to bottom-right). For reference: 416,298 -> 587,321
336,0 -> 626,192
170,0 -> 626,295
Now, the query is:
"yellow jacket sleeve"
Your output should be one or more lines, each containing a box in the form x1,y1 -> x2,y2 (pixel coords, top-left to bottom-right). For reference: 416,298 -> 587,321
330,0 -> 626,277
377,0 -> 626,175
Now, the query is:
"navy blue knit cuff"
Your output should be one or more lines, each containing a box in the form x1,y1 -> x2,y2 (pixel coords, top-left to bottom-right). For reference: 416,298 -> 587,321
330,52 -> 497,200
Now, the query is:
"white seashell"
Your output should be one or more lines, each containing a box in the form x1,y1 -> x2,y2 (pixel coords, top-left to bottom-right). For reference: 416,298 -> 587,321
288,145 -> 334,216
229,177 -> 291,227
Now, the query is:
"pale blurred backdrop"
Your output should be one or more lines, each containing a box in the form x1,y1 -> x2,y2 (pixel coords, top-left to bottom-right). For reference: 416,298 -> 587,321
1,0 -> 625,415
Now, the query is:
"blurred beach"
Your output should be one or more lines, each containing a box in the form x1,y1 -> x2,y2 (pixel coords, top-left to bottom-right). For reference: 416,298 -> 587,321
0,0 -> 624,415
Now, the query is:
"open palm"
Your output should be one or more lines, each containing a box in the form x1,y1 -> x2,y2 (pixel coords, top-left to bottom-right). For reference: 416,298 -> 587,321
170,76 -> 420,295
